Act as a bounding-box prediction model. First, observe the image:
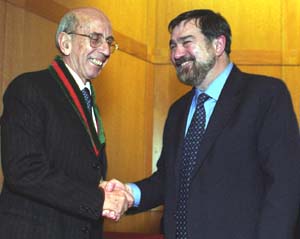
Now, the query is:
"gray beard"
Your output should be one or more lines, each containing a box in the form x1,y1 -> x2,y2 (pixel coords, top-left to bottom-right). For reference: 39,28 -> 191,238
176,56 -> 216,87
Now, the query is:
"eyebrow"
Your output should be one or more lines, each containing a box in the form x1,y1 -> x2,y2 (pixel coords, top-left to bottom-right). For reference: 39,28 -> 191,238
169,35 -> 195,46
91,31 -> 103,35
90,32 -> 115,40
106,35 -> 115,41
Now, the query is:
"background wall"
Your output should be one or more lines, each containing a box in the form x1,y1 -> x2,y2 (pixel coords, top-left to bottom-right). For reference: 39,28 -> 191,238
0,0 -> 300,234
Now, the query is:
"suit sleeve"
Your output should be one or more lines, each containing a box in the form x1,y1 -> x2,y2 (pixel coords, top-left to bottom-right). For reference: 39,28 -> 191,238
1,76 -> 104,220
257,80 -> 300,239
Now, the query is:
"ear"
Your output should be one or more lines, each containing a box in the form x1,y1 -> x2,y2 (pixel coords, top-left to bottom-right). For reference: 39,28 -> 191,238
213,35 -> 226,57
58,32 -> 72,55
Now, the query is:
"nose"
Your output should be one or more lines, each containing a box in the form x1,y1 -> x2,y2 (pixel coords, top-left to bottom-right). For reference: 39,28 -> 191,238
171,44 -> 186,60
97,41 -> 111,56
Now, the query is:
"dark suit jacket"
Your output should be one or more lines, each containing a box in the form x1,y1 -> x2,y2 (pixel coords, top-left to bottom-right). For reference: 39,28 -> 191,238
134,65 -> 300,239
0,63 -> 107,239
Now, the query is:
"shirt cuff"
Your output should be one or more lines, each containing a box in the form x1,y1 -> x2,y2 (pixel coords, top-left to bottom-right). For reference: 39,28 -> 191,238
127,183 -> 141,207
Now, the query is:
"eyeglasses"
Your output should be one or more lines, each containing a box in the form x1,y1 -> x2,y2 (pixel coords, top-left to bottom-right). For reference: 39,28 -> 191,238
67,32 -> 118,53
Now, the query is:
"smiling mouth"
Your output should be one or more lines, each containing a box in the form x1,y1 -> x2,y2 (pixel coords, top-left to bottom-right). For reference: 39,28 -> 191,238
176,60 -> 193,70
181,61 -> 193,67
175,56 -> 194,67
89,58 -> 104,67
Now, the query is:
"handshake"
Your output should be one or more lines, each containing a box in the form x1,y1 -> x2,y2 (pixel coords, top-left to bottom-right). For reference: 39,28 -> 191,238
99,179 -> 134,221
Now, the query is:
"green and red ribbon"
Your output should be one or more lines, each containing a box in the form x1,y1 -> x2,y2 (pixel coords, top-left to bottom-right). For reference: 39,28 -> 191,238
48,56 -> 105,156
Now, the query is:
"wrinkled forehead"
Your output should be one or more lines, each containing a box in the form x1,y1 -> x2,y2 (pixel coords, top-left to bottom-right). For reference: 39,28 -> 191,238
170,20 -> 200,39
75,9 -> 112,34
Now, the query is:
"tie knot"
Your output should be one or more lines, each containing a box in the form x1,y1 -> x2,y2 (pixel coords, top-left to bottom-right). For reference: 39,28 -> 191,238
197,93 -> 210,105
82,87 -> 93,112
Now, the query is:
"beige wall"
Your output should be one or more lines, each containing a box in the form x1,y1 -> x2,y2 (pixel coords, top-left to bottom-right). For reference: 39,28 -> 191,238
0,0 -> 300,234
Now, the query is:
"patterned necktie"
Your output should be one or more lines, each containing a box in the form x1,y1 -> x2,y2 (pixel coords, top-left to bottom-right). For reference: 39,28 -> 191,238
175,93 -> 210,239
82,87 -> 93,113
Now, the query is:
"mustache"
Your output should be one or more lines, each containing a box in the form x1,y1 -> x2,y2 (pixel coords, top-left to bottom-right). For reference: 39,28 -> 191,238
174,56 -> 195,67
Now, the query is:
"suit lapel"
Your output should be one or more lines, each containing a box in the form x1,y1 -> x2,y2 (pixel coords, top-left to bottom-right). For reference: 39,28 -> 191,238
190,66 -> 245,179
48,56 -> 103,157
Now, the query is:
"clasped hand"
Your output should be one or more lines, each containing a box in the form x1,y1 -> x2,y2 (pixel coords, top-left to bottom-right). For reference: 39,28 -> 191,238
99,179 -> 133,221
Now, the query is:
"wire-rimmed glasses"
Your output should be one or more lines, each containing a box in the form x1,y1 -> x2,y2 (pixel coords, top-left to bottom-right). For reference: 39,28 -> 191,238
67,32 -> 118,53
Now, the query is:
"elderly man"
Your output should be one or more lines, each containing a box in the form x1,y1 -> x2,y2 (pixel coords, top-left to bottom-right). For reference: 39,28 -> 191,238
0,7 -> 132,239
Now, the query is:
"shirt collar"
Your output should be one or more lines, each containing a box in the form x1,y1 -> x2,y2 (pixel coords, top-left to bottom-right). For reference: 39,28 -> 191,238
195,62 -> 233,100
65,63 -> 91,93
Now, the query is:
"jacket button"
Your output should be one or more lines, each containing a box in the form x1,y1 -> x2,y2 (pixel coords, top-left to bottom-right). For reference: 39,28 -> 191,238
92,162 -> 100,169
81,226 -> 89,233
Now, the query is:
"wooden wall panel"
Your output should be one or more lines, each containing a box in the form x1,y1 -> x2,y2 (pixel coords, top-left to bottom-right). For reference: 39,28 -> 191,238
94,51 -> 150,182
2,2 -> 57,98
237,65 -> 282,79
0,0 -> 5,190
8,0 -> 67,22
152,65 -> 190,170
283,0 -> 300,65
53,0 -> 152,46
222,0 -> 281,52
0,1 -> 6,114
94,51 -> 158,233
2,4 -> 26,104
